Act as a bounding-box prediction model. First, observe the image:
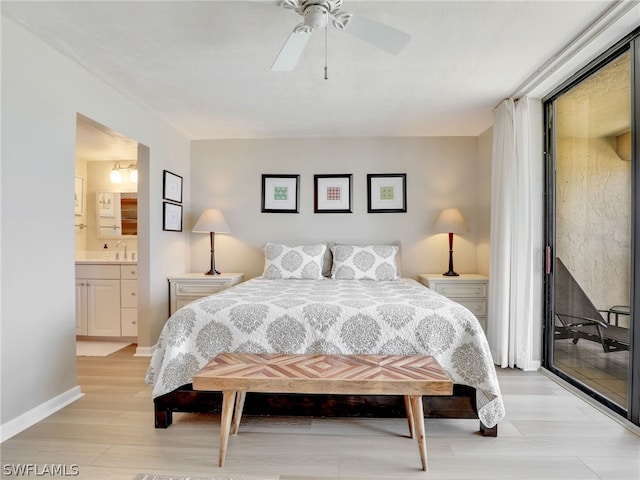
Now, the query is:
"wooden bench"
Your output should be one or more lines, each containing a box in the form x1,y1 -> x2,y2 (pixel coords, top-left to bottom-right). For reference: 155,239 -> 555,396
193,353 -> 453,471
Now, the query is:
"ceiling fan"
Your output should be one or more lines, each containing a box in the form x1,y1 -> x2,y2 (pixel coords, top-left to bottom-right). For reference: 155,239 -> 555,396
271,0 -> 411,71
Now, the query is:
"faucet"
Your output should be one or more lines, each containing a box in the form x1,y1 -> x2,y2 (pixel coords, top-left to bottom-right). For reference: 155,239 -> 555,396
115,240 -> 128,260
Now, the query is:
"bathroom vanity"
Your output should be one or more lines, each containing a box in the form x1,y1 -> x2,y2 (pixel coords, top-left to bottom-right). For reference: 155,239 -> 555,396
75,259 -> 137,338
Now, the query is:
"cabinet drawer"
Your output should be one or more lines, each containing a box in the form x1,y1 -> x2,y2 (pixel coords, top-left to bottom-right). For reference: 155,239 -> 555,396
433,283 -> 487,298
75,264 -> 120,279
121,308 -> 138,337
121,265 -> 138,279
456,299 -> 487,317
121,279 -> 138,308
175,282 -> 226,297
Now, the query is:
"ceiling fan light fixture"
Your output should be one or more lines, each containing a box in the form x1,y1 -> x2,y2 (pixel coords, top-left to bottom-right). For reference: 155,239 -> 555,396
303,5 -> 327,29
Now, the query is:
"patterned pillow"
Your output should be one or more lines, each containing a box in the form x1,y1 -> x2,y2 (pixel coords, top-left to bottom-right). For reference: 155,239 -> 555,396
330,244 -> 400,280
263,243 -> 327,279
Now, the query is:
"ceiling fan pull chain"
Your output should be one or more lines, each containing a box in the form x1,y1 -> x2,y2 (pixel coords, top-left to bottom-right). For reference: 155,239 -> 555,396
324,13 -> 329,80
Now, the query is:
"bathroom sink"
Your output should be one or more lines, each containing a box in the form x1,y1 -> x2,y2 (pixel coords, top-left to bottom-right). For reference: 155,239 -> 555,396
75,251 -> 137,264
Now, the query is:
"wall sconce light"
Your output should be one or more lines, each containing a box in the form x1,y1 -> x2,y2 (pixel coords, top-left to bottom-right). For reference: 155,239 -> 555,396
110,162 -> 123,183
433,208 -> 469,276
110,162 -> 138,184
192,208 -> 231,275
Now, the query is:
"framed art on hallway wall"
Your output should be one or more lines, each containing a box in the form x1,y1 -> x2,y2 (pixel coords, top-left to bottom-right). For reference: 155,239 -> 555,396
163,202 -> 183,232
163,170 -> 183,203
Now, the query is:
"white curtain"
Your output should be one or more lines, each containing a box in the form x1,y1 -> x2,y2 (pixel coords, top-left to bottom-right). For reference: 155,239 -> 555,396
487,97 -> 543,370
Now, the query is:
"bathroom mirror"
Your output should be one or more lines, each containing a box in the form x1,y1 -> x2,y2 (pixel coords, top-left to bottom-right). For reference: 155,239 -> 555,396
96,191 -> 137,238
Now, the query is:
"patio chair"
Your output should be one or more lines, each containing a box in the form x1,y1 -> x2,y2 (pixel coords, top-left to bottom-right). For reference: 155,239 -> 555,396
554,257 -> 629,353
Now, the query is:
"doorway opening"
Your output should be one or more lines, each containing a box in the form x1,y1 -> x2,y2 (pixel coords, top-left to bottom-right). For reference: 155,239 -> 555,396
74,114 -> 140,354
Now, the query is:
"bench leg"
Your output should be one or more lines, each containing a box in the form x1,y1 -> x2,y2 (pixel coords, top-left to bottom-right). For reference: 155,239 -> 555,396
404,395 -> 415,439
218,390 -> 236,467
409,395 -> 427,471
231,391 -> 246,436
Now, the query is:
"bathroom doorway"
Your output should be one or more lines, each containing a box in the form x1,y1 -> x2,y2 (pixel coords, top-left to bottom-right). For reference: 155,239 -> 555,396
74,114 -> 140,354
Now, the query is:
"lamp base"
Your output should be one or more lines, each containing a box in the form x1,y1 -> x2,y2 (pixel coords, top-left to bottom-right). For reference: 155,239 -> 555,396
205,232 -> 221,275
443,271 -> 459,277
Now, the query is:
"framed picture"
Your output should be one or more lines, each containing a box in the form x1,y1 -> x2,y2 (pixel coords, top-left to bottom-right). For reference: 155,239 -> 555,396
163,202 -> 183,231
314,174 -> 352,213
367,173 -> 407,213
98,192 -> 115,217
261,174 -> 300,213
74,176 -> 84,216
163,170 -> 183,203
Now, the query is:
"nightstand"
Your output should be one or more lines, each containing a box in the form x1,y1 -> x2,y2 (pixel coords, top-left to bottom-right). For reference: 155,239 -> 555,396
168,273 -> 244,315
418,274 -> 489,331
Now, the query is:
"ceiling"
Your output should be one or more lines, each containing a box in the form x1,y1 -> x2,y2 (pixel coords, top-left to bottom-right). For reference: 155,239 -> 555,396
75,115 -> 139,162
3,0 -> 621,144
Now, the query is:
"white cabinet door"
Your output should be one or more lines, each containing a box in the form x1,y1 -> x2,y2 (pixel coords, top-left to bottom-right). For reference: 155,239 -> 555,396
86,279 -> 121,336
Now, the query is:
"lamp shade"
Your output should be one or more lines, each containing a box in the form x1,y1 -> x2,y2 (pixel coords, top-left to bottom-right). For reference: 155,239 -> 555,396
433,208 -> 469,234
192,208 -> 231,233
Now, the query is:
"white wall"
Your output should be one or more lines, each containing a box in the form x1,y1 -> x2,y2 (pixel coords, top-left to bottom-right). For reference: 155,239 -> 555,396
476,126 -> 493,275
1,17 -> 190,439
556,136 -> 631,321
190,137 -> 486,280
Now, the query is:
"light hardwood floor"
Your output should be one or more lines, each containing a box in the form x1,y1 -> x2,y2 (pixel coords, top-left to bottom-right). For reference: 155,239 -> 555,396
1,345 -> 639,480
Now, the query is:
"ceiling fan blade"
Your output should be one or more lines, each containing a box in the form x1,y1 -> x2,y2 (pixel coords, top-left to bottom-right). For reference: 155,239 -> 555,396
341,14 -> 410,55
271,29 -> 312,71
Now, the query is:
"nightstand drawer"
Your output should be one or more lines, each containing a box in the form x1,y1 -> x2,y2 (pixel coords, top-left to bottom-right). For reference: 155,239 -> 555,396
175,282 -> 226,297
432,283 -> 487,298
175,298 -> 201,311
456,299 -> 487,317
168,273 -> 245,316
418,274 -> 489,332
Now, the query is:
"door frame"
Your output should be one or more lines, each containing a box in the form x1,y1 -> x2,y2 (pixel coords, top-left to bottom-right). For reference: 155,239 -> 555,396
542,28 -> 640,426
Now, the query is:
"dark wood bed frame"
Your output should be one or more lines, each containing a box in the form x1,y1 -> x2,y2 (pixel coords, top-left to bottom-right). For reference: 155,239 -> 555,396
153,383 -> 498,437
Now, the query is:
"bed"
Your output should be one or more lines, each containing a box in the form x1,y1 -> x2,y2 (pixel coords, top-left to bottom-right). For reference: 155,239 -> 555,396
146,243 -> 505,436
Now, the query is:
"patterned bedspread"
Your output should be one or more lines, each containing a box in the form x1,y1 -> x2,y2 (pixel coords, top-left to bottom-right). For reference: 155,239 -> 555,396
146,278 -> 505,427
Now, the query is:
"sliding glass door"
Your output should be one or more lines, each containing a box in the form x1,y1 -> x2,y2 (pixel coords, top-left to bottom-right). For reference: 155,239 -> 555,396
544,31 -> 639,426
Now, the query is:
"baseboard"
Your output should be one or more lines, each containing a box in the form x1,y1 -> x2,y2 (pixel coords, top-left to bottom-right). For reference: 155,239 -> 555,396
522,361 -> 541,372
134,345 -> 153,357
0,386 -> 83,443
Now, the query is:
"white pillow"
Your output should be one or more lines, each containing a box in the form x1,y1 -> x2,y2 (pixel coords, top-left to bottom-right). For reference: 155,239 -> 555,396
263,243 -> 327,279
330,244 -> 400,280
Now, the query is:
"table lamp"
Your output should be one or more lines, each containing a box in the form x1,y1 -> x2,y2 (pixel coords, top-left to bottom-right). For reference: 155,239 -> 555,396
192,208 -> 230,275
433,208 -> 469,276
